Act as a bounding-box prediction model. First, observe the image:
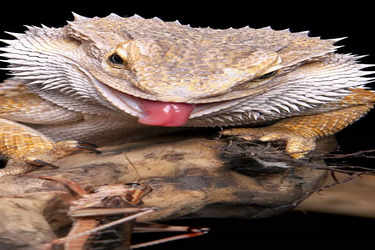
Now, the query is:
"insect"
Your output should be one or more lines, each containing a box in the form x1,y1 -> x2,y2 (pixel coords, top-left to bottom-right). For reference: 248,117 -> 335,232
40,176 -> 208,250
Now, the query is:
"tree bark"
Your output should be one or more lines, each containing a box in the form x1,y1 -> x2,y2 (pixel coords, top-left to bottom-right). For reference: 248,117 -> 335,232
298,174 -> 375,218
0,132 -> 329,249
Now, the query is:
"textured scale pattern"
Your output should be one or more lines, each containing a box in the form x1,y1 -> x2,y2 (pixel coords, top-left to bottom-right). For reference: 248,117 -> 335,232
0,118 -> 54,160
0,13 -> 375,176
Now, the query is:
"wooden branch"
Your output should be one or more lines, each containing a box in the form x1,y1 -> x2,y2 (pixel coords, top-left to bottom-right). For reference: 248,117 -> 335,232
0,133 -> 329,249
298,174 -> 375,218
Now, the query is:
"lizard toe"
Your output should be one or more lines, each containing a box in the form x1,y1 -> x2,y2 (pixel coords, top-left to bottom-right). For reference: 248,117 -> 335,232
221,127 -> 317,159
285,137 -> 316,159
220,127 -> 265,140
53,140 -> 101,157
75,141 -> 101,154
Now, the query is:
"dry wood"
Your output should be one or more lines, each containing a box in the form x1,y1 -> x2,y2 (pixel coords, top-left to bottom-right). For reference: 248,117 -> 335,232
0,133 -> 329,249
298,174 -> 375,217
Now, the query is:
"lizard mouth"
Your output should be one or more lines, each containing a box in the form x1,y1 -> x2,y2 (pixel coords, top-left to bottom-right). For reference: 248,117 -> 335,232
136,100 -> 195,127
93,79 -> 195,126
124,95 -> 195,127
92,78 -> 248,127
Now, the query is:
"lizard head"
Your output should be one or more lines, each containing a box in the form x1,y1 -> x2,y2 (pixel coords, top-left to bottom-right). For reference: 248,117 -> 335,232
64,14 -> 286,126
2,14 -> 365,127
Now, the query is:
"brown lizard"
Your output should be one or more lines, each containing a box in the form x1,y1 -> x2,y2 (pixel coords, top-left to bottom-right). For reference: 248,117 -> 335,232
0,13 -> 374,176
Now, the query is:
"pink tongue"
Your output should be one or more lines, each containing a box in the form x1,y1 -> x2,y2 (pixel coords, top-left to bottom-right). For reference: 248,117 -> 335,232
138,99 -> 194,127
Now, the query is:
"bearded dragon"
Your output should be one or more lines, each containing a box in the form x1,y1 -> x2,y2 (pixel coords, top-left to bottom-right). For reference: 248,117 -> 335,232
0,13 -> 374,176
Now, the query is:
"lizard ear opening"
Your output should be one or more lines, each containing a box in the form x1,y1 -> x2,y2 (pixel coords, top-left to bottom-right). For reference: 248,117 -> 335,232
257,70 -> 278,80
253,70 -> 278,81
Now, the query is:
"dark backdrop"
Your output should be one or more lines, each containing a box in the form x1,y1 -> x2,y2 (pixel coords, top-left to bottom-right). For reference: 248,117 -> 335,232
1,1 -> 374,247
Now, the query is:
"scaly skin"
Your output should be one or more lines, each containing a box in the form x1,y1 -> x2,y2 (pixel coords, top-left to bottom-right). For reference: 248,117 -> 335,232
0,13 -> 374,176
222,89 -> 375,158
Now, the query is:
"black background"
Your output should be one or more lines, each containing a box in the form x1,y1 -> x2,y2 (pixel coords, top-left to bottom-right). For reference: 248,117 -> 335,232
1,1 -> 375,247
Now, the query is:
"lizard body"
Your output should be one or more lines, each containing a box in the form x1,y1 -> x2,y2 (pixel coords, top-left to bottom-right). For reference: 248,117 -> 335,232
0,13 -> 374,176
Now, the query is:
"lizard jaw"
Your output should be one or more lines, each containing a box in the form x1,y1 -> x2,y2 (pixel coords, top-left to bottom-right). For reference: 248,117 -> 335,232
92,78 -> 195,127
92,77 -> 255,127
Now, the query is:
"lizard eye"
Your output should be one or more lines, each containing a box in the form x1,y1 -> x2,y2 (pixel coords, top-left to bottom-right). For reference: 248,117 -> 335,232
108,53 -> 125,65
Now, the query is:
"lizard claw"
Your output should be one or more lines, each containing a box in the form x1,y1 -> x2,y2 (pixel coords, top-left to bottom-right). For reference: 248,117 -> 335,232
54,140 -> 101,155
75,141 -> 101,154
25,158 -> 59,169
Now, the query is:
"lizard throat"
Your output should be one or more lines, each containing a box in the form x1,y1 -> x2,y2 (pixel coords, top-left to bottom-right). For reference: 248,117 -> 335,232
92,79 -> 195,127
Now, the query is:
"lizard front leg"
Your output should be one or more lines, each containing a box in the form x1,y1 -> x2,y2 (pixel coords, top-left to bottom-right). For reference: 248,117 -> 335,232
0,81 -> 99,177
0,121 -> 97,177
222,89 -> 375,158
